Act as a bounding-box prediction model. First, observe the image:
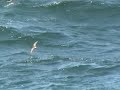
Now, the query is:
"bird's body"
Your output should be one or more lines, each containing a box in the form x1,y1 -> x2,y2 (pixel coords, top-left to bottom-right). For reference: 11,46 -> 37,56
30,41 -> 38,54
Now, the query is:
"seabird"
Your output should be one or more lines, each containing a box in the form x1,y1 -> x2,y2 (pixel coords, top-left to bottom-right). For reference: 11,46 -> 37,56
30,41 -> 38,54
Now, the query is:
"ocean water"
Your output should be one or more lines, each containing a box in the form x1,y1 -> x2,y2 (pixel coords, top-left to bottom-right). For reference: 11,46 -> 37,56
1,0 -> 120,90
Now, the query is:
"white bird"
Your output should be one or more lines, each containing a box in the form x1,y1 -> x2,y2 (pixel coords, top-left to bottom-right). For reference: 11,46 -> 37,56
30,41 -> 38,54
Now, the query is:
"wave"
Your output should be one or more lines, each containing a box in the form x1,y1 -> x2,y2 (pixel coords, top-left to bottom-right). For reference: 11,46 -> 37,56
0,26 -> 23,41
22,0 -> 120,7
0,25 -> 70,48
33,0 -> 120,8
7,0 -> 119,23
56,61 -> 120,76
2,0 -> 120,24
6,0 -> 120,9
60,64 -> 92,71
88,64 -> 120,76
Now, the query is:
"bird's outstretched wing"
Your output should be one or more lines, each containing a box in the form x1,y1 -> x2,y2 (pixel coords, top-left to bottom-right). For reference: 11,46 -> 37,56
33,41 -> 38,48
30,48 -> 34,53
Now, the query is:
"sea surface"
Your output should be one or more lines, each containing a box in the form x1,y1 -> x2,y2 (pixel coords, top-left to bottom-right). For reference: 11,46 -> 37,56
0,0 -> 120,90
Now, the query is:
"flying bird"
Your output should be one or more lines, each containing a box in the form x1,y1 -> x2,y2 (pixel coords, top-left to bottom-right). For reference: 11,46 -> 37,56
30,41 -> 38,54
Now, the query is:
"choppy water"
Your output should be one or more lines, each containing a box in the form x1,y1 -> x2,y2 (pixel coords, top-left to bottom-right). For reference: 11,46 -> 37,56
1,0 -> 120,90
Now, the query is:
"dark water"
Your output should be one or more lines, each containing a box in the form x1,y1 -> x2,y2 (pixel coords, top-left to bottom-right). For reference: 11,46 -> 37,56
1,0 -> 120,90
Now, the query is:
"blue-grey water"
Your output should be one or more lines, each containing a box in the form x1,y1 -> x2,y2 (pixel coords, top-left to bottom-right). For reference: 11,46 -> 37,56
1,0 -> 120,90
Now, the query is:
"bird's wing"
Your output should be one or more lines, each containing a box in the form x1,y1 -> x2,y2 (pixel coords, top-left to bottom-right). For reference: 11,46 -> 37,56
33,41 -> 38,47
30,48 -> 34,53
